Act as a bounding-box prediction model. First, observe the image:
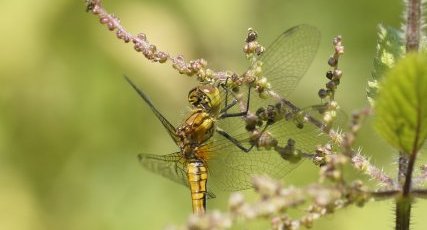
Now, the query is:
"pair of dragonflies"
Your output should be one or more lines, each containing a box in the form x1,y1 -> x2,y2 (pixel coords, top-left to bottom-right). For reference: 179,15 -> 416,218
126,25 -> 326,215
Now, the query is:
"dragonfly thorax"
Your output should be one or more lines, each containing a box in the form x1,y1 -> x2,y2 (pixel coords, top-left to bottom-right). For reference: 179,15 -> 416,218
188,85 -> 221,115
177,109 -> 216,156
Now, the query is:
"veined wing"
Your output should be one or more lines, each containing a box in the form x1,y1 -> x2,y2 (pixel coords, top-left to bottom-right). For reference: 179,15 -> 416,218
125,76 -> 181,145
139,152 -> 216,198
207,89 -> 345,192
259,24 -> 320,98
139,152 -> 188,187
205,111 -> 327,192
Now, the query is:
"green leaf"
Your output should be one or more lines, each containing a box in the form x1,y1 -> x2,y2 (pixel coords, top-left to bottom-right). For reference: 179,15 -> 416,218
368,25 -> 405,105
374,53 -> 427,154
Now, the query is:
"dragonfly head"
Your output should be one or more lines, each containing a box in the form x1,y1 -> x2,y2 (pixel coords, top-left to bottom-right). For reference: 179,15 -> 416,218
188,85 -> 221,115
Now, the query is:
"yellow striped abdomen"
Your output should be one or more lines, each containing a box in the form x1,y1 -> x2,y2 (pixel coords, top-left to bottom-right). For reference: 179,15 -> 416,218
186,160 -> 208,215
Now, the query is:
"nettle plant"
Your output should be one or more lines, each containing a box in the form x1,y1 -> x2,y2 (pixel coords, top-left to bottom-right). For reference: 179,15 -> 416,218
87,0 -> 427,229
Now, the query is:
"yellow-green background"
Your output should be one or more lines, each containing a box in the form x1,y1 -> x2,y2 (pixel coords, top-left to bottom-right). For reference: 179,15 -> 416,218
1,0 -> 426,229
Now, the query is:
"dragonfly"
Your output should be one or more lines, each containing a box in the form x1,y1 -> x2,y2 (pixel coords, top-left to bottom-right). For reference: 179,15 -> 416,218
128,25 -> 323,215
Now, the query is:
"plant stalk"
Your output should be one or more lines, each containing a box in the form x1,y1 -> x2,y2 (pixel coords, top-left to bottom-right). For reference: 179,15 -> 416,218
395,1 -> 422,228
395,197 -> 412,230
395,153 -> 412,230
405,0 -> 422,52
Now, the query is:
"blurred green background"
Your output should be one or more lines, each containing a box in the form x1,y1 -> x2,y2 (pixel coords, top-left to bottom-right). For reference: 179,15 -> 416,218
1,0 -> 426,229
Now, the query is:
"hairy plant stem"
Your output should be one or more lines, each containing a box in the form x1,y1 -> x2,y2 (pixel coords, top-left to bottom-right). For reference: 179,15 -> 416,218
396,107 -> 421,229
412,189 -> 427,198
405,0 -> 422,52
396,197 -> 412,230
398,154 -> 409,187
395,152 -> 415,230
403,152 -> 418,197
394,1 -> 422,229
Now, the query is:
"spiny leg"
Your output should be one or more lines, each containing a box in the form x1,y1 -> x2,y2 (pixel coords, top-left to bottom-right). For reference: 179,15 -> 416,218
219,84 -> 252,119
216,127 -> 253,152
216,118 -> 274,153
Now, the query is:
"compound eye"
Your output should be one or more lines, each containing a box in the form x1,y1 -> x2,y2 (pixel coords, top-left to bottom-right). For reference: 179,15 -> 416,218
188,87 -> 202,108
188,85 -> 220,113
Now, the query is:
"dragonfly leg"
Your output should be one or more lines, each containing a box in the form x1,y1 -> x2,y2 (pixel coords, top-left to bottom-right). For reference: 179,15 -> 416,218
219,98 -> 237,115
216,117 -> 276,154
216,127 -> 254,153
219,85 -> 251,119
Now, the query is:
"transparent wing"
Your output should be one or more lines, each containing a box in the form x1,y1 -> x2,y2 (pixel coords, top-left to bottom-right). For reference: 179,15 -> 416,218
139,152 -> 188,187
138,152 -> 216,198
259,24 -> 320,97
205,111 -> 327,192
125,76 -> 181,145
207,87 -> 346,192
